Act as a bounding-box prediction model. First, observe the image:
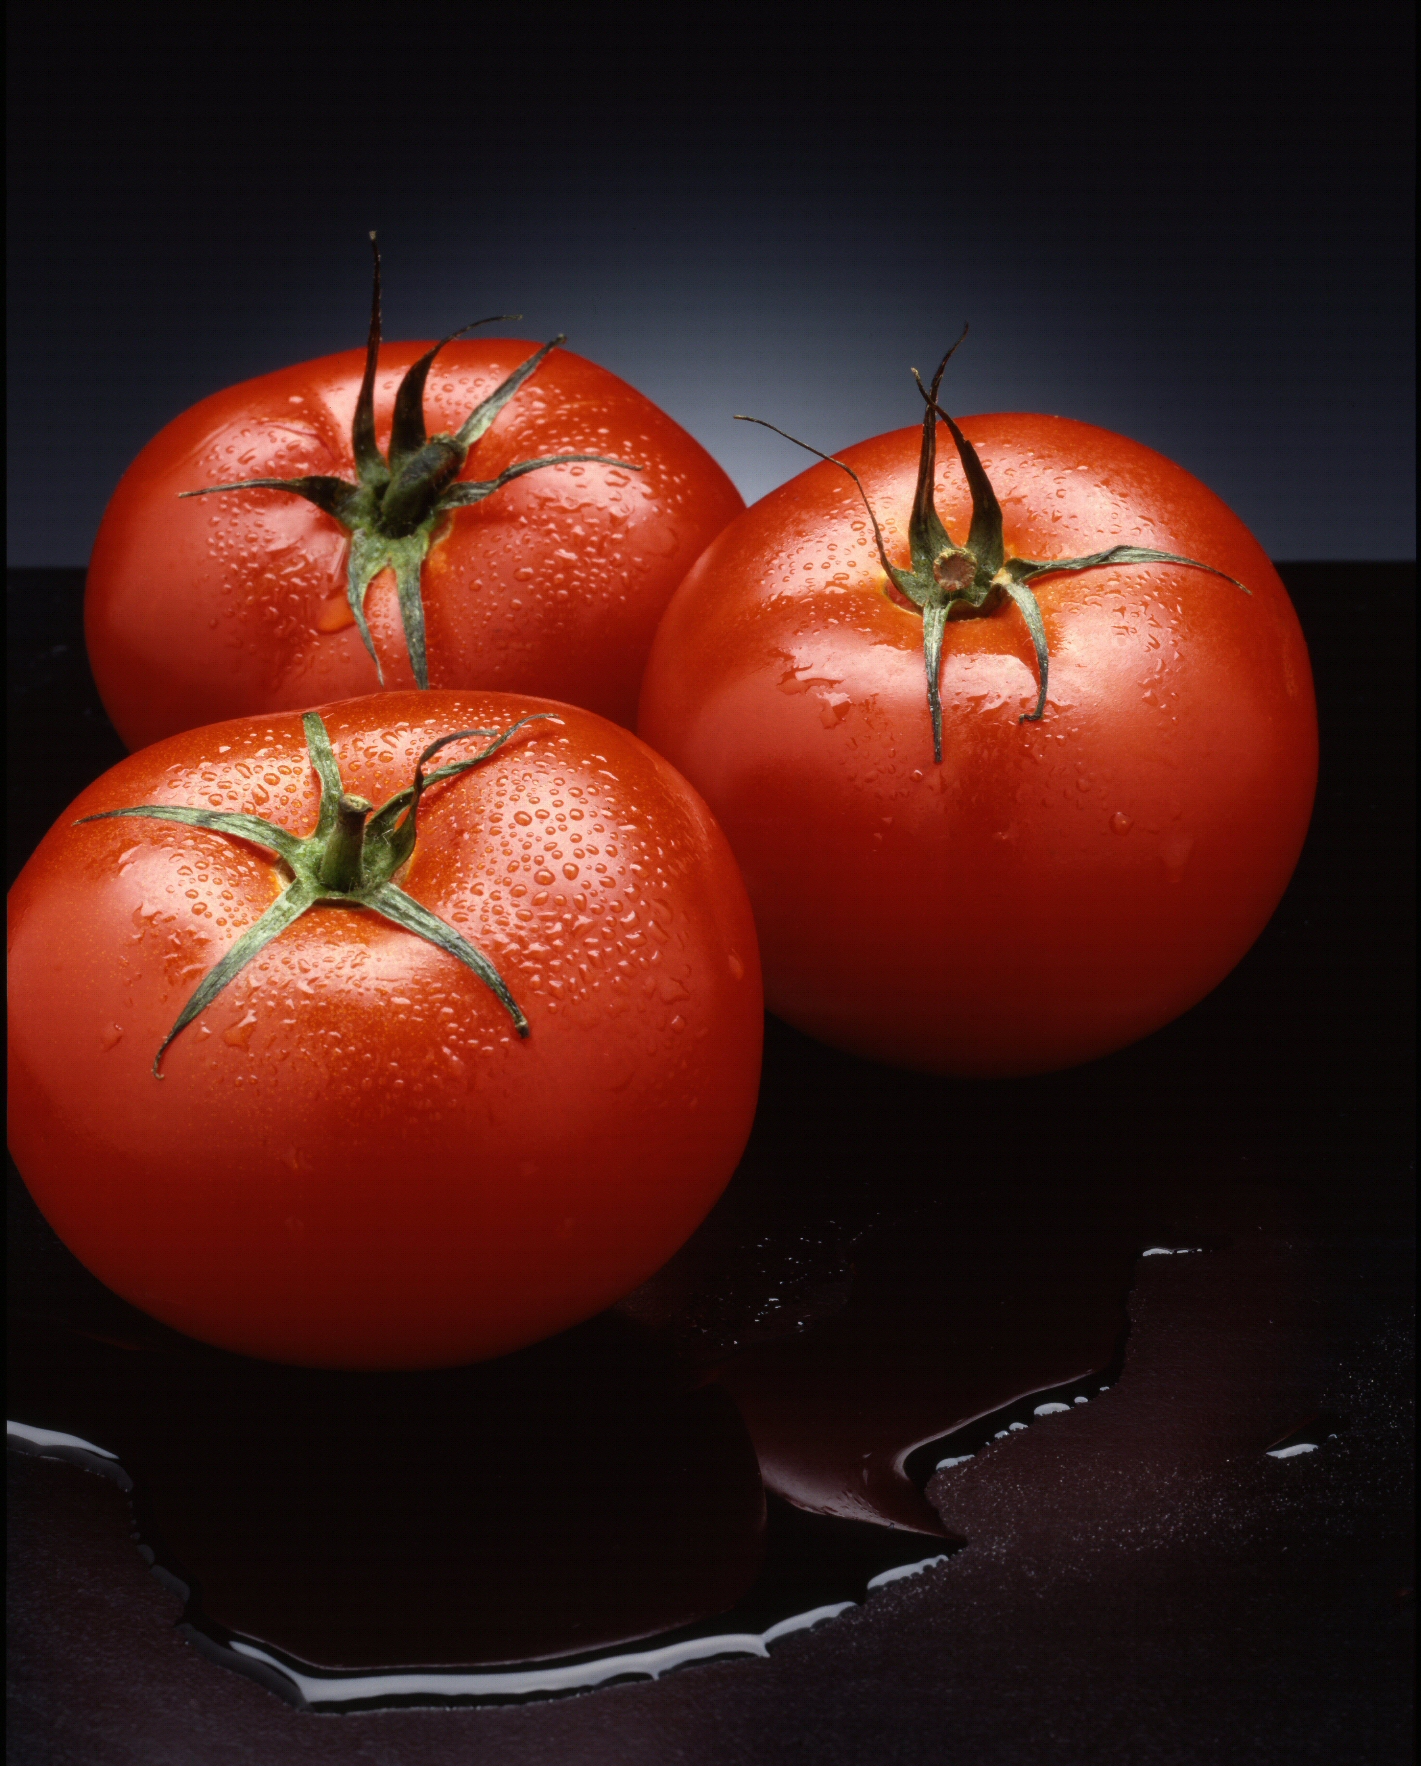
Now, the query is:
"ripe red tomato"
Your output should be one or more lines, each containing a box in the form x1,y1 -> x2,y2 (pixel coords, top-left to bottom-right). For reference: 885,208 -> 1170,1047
85,265 -> 742,751
7,693 -> 762,1368
639,374 -> 1317,1077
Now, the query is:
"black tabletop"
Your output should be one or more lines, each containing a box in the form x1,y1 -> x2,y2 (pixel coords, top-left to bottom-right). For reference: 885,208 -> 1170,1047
7,564 -> 1414,1765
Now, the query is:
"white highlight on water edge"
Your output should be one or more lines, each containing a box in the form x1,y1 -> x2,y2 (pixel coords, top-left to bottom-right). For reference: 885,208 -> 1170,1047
935,1369 -> 1114,1473
6,1410 -> 956,1707
1267,1442 -> 1319,1459
230,1604 -> 857,1706
866,1556 -> 950,1590
7,1420 -> 118,1459
1142,1247 -> 1204,1256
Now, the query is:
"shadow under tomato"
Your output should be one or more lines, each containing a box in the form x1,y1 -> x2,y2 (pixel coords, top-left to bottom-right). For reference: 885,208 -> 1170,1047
7,974 -> 1333,1692
8,1294 -> 768,1670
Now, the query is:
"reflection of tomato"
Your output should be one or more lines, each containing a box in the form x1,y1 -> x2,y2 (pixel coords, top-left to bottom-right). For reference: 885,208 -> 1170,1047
640,405 -> 1317,1076
7,692 -> 763,1368
86,335 -> 742,751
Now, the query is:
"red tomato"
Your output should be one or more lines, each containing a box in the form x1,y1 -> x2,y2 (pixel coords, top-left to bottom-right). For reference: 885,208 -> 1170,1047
639,383 -> 1317,1077
7,693 -> 763,1368
85,280 -> 742,750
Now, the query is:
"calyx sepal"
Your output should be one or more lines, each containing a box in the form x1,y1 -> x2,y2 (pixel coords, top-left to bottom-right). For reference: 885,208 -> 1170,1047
737,329 -> 1247,762
180,236 -> 642,687
78,711 -> 558,1074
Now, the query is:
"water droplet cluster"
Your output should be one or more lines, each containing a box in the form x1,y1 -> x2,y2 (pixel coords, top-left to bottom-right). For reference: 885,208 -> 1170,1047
86,707 -> 738,1111
176,344 -> 735,721
195,415 -> 348,687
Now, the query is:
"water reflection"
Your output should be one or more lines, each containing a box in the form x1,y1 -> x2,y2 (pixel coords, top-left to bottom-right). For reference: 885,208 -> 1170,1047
9,1014 -> 1225,1706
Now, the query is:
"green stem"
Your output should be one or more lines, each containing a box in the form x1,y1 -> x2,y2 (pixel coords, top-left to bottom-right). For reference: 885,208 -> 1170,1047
175,247 -> 639,690
743,337 -> 1250,763
78,713 -> 559,1071
317,794 -> 372,891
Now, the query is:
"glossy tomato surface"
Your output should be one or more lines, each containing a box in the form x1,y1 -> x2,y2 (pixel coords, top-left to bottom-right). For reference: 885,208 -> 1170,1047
639,414 -> 1317,1076
86,344 -> 743,749
7,693 -> 762,1367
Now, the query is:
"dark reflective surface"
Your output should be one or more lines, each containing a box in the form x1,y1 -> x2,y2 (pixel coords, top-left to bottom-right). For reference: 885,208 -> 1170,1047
8,1288 -> 769,1672
7,566 -> 1414,1752
10,936 -> 1219,1698
8,1009 -> 1155,1700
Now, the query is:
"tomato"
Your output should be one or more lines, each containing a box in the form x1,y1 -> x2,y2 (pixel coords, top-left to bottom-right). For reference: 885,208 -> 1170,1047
85,252 -> 743,751
7,692 -> 763,1368
639,359 -> 1317,1077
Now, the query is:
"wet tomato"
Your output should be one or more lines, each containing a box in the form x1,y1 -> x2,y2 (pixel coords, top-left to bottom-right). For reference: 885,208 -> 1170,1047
7,693 -> 762,1368
85,249 -> 742,750
639,351 -> 1317,1076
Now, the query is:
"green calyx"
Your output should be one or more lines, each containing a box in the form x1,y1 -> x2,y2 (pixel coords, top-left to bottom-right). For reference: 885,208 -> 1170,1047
738,329 -> 1248,763
78,711 -> 558,1075
181,235 -> 641,688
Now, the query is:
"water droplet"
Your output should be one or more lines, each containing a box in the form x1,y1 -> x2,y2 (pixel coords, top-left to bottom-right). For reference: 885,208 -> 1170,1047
1111,811 -> 1133,835
99,1024 -> 123,1051
728,952 -> 745,981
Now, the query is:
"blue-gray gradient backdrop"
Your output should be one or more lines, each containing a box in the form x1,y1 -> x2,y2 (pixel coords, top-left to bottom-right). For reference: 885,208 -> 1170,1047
7,6 -> 1415,565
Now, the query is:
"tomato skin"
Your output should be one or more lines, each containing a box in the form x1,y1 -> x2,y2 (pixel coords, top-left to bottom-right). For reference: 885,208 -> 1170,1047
85,343 -> 744,750
7,693 -> 763,1368
639,414 -> 1317,1076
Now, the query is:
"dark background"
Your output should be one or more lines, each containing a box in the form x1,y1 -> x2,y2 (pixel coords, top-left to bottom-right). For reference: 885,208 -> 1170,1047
6,5 -> 1416,566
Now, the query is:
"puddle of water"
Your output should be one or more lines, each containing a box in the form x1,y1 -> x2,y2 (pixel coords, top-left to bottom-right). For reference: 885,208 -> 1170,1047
6,1206 -> 1142,1705
7,1019 -> 1178,1709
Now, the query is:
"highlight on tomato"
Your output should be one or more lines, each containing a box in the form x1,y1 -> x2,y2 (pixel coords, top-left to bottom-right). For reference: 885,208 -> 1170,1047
84,239 -> 744,750
7,694 -> 763,1368
638,336 -> 1318,1077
